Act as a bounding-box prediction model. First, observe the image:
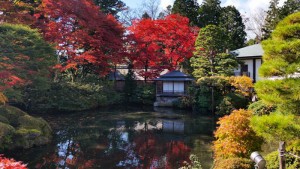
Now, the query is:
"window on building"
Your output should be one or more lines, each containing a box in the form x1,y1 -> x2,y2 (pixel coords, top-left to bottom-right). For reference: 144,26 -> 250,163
174,82 -> 184,93
163,82 -> 173,93
163,81 -> 184,94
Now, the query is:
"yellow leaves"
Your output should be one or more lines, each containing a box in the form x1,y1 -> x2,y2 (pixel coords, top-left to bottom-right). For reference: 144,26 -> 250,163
229,76 -> 253,96
0,92 -> 8,105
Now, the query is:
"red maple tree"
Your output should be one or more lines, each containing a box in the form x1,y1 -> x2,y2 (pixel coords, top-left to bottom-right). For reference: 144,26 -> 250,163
37,0 -> 125,80
127,18 -> 163,81
157,15 -> 198,70
127,14 -> 198,80
0,0 -> 36,25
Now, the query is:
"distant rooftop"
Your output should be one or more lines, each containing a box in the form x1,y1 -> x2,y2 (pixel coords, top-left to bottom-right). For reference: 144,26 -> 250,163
108,70 -> 125,81
231,44 -> 263,58
154,70 -> 194,81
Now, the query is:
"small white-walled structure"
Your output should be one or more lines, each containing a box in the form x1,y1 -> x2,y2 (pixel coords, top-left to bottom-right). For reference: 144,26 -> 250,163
231,44 -> 263,82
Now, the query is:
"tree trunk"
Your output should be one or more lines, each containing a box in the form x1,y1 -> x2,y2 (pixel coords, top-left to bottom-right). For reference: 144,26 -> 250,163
279,141 -> 286,169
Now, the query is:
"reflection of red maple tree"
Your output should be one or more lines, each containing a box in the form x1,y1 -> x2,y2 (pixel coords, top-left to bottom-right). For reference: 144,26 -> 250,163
133,131 -> 191,169
134,131 -> 166,168
166,141 -> 191,168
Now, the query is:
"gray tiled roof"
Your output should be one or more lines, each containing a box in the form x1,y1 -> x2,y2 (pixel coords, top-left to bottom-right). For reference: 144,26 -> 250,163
154,70 -> 194,81
231,44 -> 263,58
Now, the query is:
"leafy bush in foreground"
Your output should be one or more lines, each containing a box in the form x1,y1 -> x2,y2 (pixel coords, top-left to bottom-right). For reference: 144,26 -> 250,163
214,158 -> 253,169
213,109 -> 263,158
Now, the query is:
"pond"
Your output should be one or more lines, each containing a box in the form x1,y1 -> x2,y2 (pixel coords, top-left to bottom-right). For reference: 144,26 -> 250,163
6,107 -> 215,169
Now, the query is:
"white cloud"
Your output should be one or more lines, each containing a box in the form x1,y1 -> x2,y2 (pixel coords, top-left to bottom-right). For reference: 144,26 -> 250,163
160,0 -> 174,9
222,0 -> 287,15
160,0 -> 204,9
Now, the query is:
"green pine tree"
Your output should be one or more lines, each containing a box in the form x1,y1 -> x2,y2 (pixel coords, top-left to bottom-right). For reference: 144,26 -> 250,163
198,0 -> 221,27
171,0 -> 199,25
219,6 -> 246,50
279,0 -> 300,19
123,64 -> 137,103
256,12 -> 300,114
262,0 -> 281,39
190,25 -> 238,78
93,0 -> 126,17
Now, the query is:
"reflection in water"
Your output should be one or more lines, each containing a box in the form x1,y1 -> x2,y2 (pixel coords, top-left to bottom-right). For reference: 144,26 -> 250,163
5,108 -> 214,169
163,120 -> 184,134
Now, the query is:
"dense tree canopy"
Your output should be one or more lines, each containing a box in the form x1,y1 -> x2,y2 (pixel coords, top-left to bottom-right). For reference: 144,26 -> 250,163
256,12 -> 300,114
262,0 -> 300,39
198,0 -> 221,27
191,25 -> 238,78
93,0 -> 126,17
262,0 -> 281,39
37,0 -> 124,81
280,0 -> 300,17
0,23 -> 55,91
219,6 -> 246,50
128,14 -> 198,80
0,0 -> 36,25
196,1 -> 246,49
171,0 -> 199,25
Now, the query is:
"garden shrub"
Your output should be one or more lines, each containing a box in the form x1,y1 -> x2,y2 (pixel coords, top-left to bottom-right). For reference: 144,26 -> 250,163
192,76 -> 251,115
179,154 -> 202,169
216,96 -> 234,116
229,76 -> 253,97
176,95 -> 195,109
248,100 -> 276,115
213,109 -> 263,159
193,76 -> 231,114
134,83 -> 155,105
213,158 -> 253,169
216,93 -> 249,116
0,122 -> 15,149
0,115 -> 9,124
0,105 -> 27,127
28,81 -> 122,112
122,66 -> 137,104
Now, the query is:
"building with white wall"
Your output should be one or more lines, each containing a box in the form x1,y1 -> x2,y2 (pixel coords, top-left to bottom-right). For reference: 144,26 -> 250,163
231,44 -> 263,82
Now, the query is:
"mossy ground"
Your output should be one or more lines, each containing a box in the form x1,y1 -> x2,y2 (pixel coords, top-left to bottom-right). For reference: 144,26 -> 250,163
0,105 -> 52,150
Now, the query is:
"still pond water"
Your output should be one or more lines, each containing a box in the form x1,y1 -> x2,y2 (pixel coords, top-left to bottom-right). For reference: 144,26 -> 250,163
7,107 -> 215,169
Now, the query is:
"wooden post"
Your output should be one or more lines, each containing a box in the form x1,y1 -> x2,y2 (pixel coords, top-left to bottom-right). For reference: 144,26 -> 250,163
211,86 -> 214,115
279,141 -> 286,169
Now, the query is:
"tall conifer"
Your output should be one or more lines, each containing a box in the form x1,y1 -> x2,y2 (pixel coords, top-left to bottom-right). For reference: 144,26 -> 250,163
171,0 -> 199,25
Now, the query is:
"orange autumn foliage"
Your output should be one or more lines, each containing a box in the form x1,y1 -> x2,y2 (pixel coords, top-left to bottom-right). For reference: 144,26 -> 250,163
229,76 -> 253,97
0,92 -> 8,105
213,109 -> 263,159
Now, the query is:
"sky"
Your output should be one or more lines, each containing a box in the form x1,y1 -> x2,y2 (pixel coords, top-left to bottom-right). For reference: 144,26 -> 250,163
122,0 -> 287,16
